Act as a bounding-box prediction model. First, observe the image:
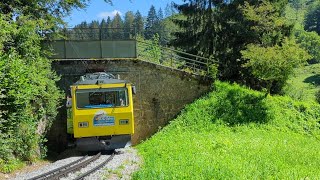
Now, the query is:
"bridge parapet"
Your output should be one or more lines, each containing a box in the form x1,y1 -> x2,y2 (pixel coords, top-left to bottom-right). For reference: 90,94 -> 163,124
47,59 -> 213,152
45,28 -> 219,76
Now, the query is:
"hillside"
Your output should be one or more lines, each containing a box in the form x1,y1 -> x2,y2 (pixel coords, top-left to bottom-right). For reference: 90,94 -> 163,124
283,63 -> 320,102
133,81 -> 320,179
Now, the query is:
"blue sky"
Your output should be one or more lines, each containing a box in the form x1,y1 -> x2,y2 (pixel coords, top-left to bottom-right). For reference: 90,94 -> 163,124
65,0 -> 183,27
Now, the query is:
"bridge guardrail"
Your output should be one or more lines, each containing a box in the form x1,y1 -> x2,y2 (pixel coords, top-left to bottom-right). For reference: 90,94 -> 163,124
56,28 -> 136,41
136,40 -> 219,76
46,28 -> 219,76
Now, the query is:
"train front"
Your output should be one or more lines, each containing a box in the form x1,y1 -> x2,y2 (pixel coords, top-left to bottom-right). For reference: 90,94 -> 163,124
67,73 -> 135,151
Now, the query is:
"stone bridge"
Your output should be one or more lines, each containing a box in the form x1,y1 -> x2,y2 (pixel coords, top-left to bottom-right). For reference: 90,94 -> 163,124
47,59 -> 212,152
44,34 -> 214,152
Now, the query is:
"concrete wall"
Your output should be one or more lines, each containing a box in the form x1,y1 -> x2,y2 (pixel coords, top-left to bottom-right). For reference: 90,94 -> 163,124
47,59 -> 212,152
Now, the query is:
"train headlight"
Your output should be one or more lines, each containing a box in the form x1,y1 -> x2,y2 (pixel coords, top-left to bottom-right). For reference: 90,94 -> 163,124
78,121 -> 88,128
119,119 -> 129,125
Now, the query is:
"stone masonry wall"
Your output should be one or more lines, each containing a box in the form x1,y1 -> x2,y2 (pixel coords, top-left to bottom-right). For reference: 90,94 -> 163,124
47,59 -> 212,152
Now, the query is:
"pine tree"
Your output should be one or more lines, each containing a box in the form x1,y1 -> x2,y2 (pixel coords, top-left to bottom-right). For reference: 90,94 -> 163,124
106,16 -> 112,28
165,3 -> 172,17
105,16 -> 112,39
157,8 -> 167,45
100,19 -> 107,28
124,11 -> 135,38
134,11 -> 144,36
100,19 -> 107,39
172,0 -> 216,57
111,13 -> 124,39
145,5 -> 158,39
89,20 -> 100,40
305,1 -> 320,34
158,8 -> 164,21
172,0 -> 292,86
73,21 -> 89,40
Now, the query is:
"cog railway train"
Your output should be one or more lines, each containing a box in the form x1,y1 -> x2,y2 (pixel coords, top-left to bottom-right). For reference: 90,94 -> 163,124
66,72 -> 136,151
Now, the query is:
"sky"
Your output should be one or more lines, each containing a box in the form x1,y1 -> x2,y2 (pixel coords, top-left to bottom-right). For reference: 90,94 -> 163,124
65,0 -> 184,27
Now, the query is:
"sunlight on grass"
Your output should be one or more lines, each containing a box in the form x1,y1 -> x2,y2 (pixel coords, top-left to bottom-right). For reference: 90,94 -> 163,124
133,81 -> 320,179
283,63 -> 320,102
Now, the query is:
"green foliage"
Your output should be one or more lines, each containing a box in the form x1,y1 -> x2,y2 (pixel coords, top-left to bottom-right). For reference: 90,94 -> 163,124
172,0 -> 215,57
295,30 -> 320,63
208,64 -> 219,79
316,89 -> 320,103
0,15 -> 62,172
133,81 -> 320,179
172,0 -> 294,88
134,11 -> 144,36
241,1 -> 291,47
124,11 -> 135,37
305,1 -> 320,34
283,63 -> 320,102
0,158 -> 24,173
145,5 -> 158,39
241,38 -> 311,92
137,34 -> 161,64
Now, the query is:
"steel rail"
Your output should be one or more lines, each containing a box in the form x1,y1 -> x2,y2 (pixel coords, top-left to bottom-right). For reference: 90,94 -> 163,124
74,152 -> 116,180
49,152 -> 101,180
28,155 -> 88,180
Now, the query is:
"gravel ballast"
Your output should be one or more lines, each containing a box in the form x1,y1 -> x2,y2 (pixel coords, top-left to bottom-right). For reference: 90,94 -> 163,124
11,147 -> 141,180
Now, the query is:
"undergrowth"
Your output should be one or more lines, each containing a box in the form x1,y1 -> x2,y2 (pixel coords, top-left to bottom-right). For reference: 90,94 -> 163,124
133,81 -> 320,179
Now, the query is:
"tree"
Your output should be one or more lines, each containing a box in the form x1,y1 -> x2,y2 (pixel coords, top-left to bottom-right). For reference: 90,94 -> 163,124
134,11 -> 144,36
111,13 -> 124,39
305,1 -> 320,34
124,11 -> 135,38
100,18 -> 107,39
89,20 -> 100,40
158,8 -> 164,20
242,39 -> 310,93
171,0 -> 293,86
145,5 -> 158,39
100,18 -> 107,28
171,0 -> 216,63
240,1 -> 310,93
295,30 -> 320,63
165,3 -> 172,17
0,15 -> 62,166
0,0 -> 113,170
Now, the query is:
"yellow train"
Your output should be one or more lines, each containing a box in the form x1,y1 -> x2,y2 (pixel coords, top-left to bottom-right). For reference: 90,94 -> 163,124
66,72 -> 135,151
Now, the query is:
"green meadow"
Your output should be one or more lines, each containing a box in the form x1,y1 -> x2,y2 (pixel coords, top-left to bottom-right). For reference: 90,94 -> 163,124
133,81 -> 320,179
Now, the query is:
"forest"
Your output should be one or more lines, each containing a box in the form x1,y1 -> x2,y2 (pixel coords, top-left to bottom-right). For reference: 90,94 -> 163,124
0,0 -> 320,174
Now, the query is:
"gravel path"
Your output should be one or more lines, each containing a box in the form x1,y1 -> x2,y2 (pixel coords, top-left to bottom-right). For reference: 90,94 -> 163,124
11,147 -> 141,180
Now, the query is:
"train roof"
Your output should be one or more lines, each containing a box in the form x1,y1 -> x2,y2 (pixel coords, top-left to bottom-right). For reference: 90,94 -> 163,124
73,72 -> 127,85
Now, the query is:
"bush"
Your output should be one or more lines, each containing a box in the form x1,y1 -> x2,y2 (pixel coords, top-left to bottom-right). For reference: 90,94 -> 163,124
0,15 -> 62,171
295,30 -> 320,64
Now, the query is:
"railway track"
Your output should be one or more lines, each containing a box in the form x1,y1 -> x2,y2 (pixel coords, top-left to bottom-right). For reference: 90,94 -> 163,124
28,152 -> 115,180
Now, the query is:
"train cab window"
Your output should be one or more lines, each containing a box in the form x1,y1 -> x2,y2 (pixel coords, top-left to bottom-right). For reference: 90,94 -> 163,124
76,88 -> 128,109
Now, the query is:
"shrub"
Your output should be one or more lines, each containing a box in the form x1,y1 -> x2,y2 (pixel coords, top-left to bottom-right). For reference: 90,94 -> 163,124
0,15 -> 62,171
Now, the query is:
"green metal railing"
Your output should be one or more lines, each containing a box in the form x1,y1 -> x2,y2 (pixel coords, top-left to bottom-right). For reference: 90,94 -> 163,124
59,28 -> 136,41
136,40 -> 219,75
47,28 -> 219,75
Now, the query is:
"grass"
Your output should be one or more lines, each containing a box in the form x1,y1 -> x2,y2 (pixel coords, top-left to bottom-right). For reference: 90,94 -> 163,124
283,63 -> 320,102
133,81 -> 320,179
0,159 -> 25,173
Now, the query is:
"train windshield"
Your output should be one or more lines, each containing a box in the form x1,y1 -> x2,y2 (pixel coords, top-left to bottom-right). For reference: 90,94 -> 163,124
76,88 -> 128,109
